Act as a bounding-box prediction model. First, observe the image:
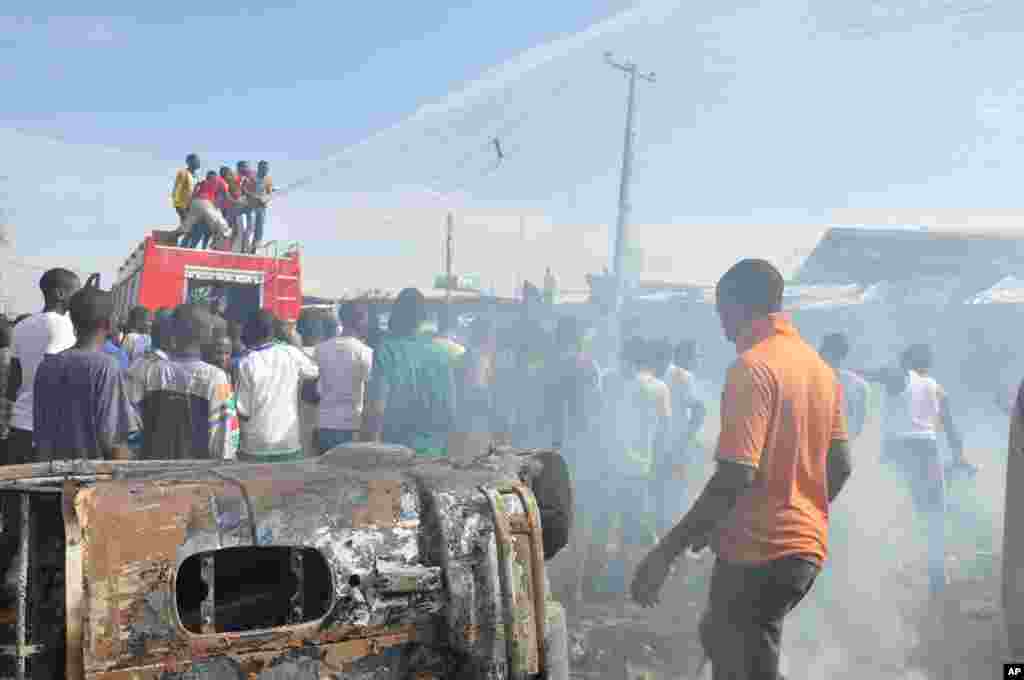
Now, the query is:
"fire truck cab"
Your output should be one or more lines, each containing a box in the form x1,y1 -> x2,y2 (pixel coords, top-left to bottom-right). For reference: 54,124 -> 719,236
112,232 -> 302,324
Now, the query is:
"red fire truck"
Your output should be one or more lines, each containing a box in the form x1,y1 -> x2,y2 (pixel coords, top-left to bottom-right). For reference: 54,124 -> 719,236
112,231 -> 302,324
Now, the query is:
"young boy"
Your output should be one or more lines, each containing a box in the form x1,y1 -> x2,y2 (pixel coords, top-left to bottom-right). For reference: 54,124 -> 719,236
33,281 -> 140,461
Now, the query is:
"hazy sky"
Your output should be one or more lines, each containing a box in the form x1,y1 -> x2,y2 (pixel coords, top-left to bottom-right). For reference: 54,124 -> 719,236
3,0 -> 1023,309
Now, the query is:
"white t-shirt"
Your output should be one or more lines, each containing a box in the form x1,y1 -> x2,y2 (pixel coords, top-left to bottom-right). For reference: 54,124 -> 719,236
236,343 -> 319,457
314,336 -> 373,431
10,312 -> 76,432
884,369 -> 941,440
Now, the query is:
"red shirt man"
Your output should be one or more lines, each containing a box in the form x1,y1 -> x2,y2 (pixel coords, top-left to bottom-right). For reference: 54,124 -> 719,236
180,172 -> 231,247
194,174 -> 229,203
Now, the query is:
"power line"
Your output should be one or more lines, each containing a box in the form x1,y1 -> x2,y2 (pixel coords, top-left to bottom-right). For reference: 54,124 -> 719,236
277,74 -> 578,199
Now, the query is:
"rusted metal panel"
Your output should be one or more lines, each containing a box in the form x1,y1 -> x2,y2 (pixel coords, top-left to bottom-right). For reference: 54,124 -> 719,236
505,481 -> 549,672
32,446 -> 568,679
85,626 -> 429,679
63,481 -> 85,680
76,479 -> 252,672
483,487 -> 530,679
15,493 -> 30,680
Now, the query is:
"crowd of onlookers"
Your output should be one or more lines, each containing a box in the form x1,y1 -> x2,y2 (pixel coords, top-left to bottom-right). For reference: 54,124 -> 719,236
0,267 -> 708,478
172,153 -> 274,253
0,266 -> 717,620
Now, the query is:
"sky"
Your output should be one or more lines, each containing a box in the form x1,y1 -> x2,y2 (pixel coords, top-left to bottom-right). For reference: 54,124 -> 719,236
3,0 -> 1024,309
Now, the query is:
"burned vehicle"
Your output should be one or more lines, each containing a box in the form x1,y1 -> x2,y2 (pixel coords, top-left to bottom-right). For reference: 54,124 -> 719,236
0,444 -> 573,679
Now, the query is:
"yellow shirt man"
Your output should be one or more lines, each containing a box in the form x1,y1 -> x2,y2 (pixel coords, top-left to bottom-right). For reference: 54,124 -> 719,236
172,168 -> 196,219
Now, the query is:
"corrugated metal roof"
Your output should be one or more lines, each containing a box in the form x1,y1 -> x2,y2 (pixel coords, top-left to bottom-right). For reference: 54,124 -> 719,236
965,276 -> 1024,304
796,226 -> 1024,288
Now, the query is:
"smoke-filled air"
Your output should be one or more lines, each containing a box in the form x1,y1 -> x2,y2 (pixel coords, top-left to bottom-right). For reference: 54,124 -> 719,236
2,1 -> 1024,679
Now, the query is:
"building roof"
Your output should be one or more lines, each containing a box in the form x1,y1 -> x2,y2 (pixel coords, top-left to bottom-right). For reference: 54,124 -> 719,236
795,227 -> 1024,299
965,275 -> 1024,305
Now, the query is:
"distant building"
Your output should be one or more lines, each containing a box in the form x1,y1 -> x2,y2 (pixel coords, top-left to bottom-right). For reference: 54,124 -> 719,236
795,226 -> 1024,305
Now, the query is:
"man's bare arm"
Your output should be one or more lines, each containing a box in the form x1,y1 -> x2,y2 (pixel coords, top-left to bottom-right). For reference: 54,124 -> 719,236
654,459 -> 756,562
827,438 -> 852,502
939,394 -> 966,462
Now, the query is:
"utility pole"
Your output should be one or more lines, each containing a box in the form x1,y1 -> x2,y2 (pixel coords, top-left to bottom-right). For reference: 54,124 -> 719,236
444,211 -> 454,331
517,214 -> 526,300
605,52 -> 655,355
0,175 -> 11,317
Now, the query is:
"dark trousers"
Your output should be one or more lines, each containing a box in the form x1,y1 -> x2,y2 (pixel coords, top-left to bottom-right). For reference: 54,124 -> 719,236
883,437 -> 946,598
184,222 -> 211,249
700,556 -> 819,680
6,428 -> 34,464
252,207 -> 266,245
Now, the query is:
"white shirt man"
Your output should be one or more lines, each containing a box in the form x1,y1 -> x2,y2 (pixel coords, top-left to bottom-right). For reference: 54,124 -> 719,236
10,312 -> 76,458
883,368 -> 941,442
235,341 -> 319,461
313,334 -> 373,453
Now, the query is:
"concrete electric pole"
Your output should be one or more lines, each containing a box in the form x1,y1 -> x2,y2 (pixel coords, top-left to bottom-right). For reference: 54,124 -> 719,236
605,52 -> 655,355
0,175 -> 12,316
444,211 -> 454,330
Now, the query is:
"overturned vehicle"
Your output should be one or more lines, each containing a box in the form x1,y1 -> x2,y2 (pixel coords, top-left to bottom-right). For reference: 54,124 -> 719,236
0,444 -> 573,679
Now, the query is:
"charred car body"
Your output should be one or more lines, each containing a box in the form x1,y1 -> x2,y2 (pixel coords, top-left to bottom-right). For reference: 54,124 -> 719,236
0,444 -> 572,679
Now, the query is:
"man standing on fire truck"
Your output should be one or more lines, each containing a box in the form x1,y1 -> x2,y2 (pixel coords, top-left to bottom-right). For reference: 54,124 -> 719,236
172,153 -> 201,225
180,171 -> 231,250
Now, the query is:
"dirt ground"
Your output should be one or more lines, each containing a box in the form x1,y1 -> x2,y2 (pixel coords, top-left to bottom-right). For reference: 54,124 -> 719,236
549,399 -> 1014,679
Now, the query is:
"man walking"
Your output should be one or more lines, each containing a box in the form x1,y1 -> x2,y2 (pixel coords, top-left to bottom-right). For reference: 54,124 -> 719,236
235,310 -> 319,462
7,268 -> 80,463
860,344 -> 973,601
312,302 -> 373,453
172,153 -> 201,224
631,259 -> 852,679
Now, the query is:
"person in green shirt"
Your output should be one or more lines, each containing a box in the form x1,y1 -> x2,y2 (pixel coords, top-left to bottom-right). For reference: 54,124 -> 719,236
362,288 -> 456,457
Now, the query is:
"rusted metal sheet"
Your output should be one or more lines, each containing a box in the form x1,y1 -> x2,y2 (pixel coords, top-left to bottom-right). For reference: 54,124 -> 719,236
15,492 -> 30,680
63,481 -> 85,680
83,626 -> 430,679
7,445 -> 570,679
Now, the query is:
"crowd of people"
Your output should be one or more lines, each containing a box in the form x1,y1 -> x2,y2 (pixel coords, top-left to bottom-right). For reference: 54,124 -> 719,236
171,153 -> 274,253
0,258 -> 994,678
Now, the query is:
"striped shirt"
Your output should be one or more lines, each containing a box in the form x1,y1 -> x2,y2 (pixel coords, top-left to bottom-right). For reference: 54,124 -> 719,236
126,351 -> 238,460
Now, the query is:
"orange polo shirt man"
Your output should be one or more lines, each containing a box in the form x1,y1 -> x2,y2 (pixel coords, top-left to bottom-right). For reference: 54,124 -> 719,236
632,258 -> 852,680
